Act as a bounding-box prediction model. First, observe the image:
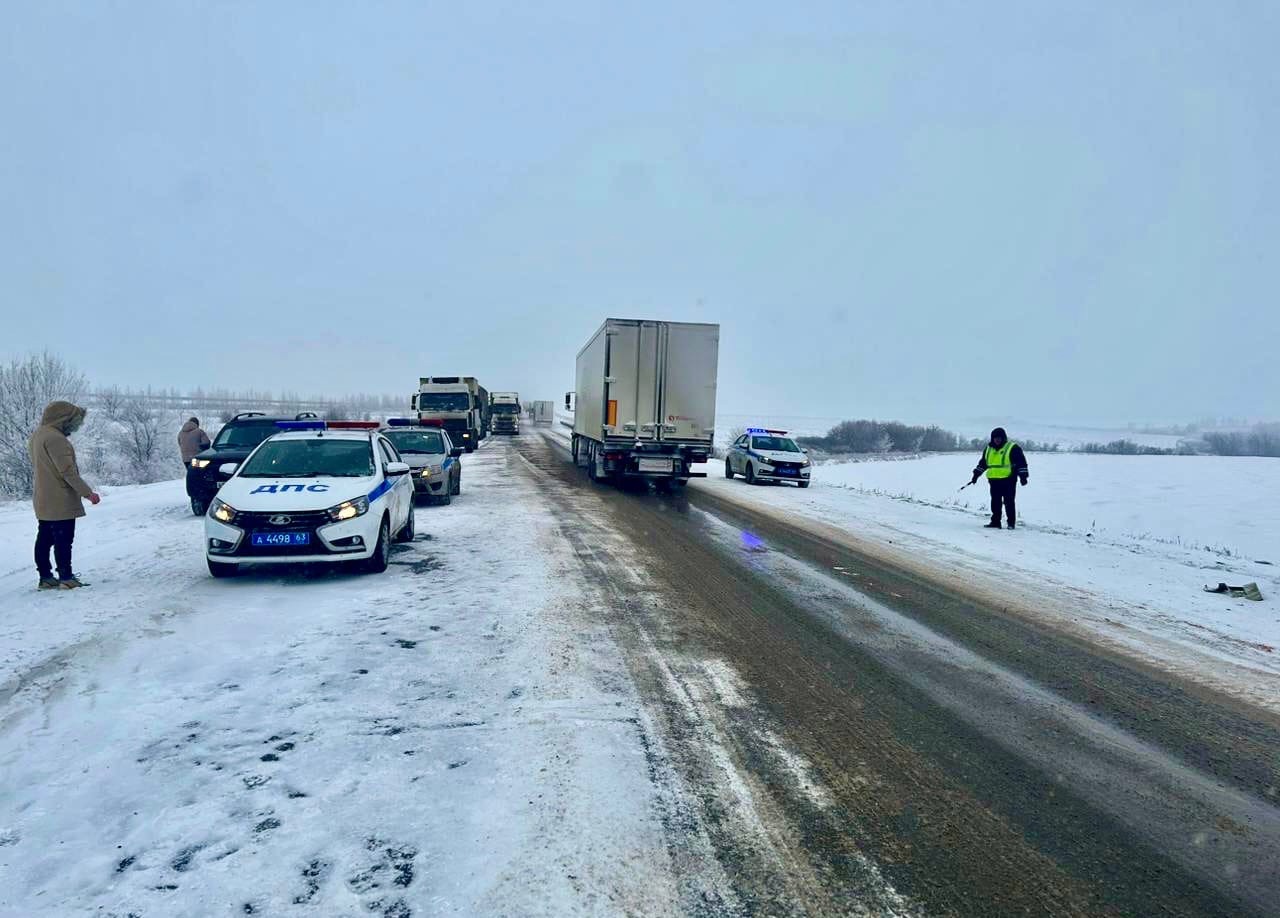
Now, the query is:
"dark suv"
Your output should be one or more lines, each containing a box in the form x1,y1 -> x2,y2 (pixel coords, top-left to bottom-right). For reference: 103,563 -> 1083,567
185,412 -> 320,515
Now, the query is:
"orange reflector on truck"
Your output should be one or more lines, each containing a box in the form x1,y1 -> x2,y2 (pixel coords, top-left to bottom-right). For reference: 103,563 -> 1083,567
607,399 -> 618,427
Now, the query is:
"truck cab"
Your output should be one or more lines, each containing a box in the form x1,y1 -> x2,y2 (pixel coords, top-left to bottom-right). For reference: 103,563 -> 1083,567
413,376 -> 487,451
490,392 -> 521,435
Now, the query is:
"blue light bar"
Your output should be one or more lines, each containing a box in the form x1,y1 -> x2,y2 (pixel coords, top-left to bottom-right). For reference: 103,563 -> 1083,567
275,420 -> 326,430
384,418 -> 417,427
747,426 -> 789,435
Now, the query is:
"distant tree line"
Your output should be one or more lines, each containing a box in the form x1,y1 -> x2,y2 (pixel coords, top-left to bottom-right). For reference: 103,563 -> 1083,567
799,420 -> 1061,455
801,419 -> 1280,458
1200,423 -> 1280,458
1077,439 -> 1179,456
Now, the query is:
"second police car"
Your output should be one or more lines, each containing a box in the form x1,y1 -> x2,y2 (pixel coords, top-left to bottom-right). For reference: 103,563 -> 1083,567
724,428 -> 812,487
204,420 -> 416,578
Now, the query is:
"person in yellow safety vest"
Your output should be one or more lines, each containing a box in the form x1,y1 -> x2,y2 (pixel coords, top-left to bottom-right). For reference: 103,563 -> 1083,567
969,427 -> 1029,529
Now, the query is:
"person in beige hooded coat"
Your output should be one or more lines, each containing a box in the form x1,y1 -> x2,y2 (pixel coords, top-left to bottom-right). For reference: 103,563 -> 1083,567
28,401 -> 100,589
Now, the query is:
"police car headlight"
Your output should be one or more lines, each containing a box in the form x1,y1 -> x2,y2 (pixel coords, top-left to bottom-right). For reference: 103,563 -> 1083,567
210,498 -> 238,524
327,496 -> 369,522
420,467 -> 435,478
191,458 -> 211,469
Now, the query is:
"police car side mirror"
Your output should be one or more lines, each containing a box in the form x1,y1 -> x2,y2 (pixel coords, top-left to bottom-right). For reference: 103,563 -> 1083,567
385,461 -> 411,476
449,447 -> 464,458
218,462 -> 239,476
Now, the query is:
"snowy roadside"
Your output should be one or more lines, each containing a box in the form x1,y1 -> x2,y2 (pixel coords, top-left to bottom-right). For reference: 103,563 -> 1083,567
688,469 -> 1280,714
0,444 -> 683,915
541,423 -> 1279,709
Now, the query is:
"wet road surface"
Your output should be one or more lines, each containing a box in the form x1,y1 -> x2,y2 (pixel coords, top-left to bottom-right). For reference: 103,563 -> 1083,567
512,431 -> 1280,917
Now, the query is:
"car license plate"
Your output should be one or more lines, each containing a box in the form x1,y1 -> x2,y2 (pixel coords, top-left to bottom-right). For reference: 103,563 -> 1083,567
777,468 -> 795,476
638,458 -> 672,473
251,531 -> 310,547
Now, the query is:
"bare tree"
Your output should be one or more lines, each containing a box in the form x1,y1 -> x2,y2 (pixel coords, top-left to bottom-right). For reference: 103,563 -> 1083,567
114,395 -> 167,483
96,385 -> 128,421
0,353 -> 88,497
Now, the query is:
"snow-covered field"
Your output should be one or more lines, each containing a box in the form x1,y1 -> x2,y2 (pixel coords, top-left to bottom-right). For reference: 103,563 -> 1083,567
817,452 -> 1280,562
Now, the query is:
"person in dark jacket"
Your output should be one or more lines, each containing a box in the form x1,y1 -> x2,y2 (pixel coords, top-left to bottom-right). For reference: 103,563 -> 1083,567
969,427 -> 1028,529
178,417 -> 211,465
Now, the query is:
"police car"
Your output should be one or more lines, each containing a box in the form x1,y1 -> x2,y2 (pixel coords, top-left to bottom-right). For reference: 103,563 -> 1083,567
380,419 -> 464,505
204,420 -> 416,578
724,428 -> 812,487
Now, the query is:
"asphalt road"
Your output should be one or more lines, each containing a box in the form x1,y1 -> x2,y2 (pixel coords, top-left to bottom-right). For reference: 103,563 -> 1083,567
515,430 -> 1280,918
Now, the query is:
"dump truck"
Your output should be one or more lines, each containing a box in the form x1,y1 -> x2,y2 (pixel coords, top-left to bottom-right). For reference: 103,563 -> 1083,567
413,376 -> 488,451
571,319 -> 718,488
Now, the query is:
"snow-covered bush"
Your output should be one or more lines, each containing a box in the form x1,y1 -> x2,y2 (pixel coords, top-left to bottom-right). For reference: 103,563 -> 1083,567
0,353 -> 88,498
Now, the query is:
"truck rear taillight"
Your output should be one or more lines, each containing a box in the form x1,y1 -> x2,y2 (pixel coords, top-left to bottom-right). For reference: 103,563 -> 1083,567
604,452 -> 625,461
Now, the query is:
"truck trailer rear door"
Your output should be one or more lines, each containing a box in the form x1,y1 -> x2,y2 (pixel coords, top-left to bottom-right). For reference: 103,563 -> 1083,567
657,323 -> 719,443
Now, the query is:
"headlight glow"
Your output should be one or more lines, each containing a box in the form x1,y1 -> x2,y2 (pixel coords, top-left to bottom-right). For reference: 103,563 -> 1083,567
211,498 -> 238,524
420,467 -> 435,477
191,458 -> 211,469
327,496 -> 370,522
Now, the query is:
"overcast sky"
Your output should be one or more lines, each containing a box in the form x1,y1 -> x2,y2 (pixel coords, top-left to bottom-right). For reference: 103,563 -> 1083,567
3,2 -> 1275,426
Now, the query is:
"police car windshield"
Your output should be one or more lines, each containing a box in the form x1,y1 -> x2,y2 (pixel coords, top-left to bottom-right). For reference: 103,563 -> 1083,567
418,393 -> 469,411
239,439 -> 375,478
752,436 -> 800,453
212,423 -> 276,450
385,430 -> 445,454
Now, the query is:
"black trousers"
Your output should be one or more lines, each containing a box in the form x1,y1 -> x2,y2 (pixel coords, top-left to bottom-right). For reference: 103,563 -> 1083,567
988,478 -> 1017,526
35,519 -> 76,580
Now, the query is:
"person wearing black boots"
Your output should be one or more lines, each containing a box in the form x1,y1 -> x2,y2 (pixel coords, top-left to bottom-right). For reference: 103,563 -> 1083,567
968,427 -> 1028,529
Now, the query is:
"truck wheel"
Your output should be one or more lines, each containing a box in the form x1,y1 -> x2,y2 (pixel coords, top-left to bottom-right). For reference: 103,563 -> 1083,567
191,497 -> 208,516
746,463 -> 757,485
724,459 -> 734,480
363,519 -> 390,573
465,440 -> 476,453
587,445 -> 602,483
571,435 -> 580,464
207,558 -> 238,578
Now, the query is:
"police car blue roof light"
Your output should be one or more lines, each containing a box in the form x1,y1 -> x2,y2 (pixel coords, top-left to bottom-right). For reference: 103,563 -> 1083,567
275,420 -> 327,430
385,418 -> 416,427
747,427 -> 789,435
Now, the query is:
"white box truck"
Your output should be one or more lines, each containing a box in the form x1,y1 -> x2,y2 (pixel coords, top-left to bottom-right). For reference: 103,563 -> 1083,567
529,400 -> 555,425
572,319 -> 718,487
490,391 -> 521,434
